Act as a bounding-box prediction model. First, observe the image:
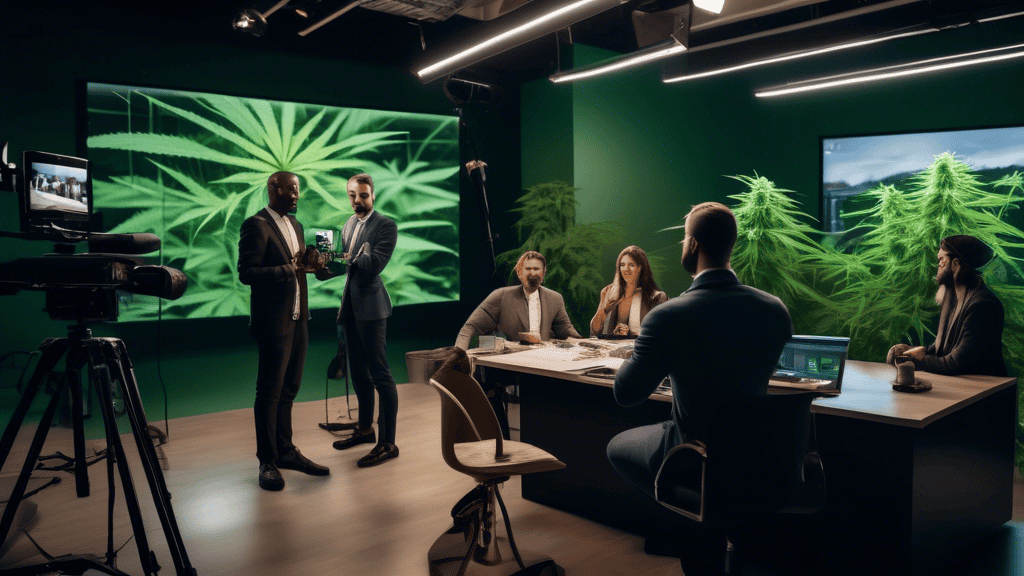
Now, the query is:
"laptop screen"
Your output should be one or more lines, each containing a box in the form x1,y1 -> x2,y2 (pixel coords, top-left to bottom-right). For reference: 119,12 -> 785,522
771,335 -> 851,394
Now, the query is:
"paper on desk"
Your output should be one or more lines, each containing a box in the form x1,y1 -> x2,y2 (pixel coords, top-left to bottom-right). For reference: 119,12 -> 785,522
502,347 -> 624,373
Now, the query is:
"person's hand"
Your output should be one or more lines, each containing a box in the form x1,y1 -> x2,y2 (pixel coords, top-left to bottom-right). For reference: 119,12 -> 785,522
612,323 -> 629,336
886,343 -> 911,365
340,252 -> 351,261
299,246 -> 327,272
905,346 -> 926,362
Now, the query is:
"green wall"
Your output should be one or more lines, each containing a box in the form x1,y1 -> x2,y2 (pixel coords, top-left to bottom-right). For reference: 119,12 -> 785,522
0,9 -> 521,433
523,20 -> 1024,299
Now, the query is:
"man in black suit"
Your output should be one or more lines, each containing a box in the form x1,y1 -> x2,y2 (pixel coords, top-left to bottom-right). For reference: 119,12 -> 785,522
607,202 -> 792,498
317,173 -> 401,468
239,171 -> 330,491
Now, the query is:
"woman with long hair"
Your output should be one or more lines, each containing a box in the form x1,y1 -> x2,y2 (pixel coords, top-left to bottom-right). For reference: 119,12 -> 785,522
590,246 -> 668,337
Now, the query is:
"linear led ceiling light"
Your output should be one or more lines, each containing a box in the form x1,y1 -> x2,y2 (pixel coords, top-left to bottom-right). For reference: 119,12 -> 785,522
755,41 -> 1024,98
415,0 -> 628,83
664,28 -> 933,83
550,38 -> 686,83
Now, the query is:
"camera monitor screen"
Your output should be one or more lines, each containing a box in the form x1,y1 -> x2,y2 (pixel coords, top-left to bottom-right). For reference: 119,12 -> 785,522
86,82 -> 460,322
20,151 -> 92,236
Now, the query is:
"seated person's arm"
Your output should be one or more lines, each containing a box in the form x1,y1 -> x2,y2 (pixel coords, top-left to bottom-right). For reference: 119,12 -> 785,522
455,290 -> 503,350
916,300 -> 1003,375
590,286 -> 611,337
613,307 -> 670,406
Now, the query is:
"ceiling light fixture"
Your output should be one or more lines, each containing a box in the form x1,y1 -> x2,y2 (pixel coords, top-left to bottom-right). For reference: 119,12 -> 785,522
232,1 -> 292,37
693,0 -> 724,14
755,41 -> 1024,98
414,0 -> 628,83
664,28 -> 933,83
551,37 -> 686,83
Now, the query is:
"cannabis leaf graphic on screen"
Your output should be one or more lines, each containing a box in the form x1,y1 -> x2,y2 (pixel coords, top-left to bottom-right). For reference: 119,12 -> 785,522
86,83 -> 459,321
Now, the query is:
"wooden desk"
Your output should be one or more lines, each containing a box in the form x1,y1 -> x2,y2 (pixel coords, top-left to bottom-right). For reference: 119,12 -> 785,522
473,352 -> 1017,574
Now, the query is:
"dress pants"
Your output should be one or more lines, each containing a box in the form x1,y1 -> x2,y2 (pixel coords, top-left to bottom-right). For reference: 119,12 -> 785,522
253,317 -> 307,464
342,299 -> 398,445
606,420 -> 677,499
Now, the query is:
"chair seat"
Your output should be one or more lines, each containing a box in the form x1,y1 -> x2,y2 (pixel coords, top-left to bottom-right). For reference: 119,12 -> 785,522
454,439 -> 566,477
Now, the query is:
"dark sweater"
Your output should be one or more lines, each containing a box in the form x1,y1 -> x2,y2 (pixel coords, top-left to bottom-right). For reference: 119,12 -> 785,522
919,283 -> 1007,377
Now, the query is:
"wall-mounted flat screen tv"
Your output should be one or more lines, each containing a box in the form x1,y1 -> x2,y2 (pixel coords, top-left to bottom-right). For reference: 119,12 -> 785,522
822,125 -> 1024,233
86,82 -> 460,322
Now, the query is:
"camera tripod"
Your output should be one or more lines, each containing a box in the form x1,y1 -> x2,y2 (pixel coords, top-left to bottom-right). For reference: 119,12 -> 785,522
0,322 -> 196,576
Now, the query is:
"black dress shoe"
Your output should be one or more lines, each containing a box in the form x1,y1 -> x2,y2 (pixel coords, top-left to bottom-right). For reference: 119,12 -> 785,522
333,429 -> 376,450
276,448 -> 330,476
258,463 -> 285,491
357,443 -> 399,468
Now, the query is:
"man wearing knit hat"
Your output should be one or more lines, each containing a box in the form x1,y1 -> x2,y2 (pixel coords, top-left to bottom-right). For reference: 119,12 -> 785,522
889,235 -> 1007,376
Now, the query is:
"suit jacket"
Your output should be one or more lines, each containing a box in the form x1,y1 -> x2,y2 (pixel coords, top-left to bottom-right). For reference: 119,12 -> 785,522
613,269 -> 792,446
920,283 -> 1006,376
455,285 -> 582,350
238,207 -> 309,335
316,210 -> 397,322
592,285 -> 669,337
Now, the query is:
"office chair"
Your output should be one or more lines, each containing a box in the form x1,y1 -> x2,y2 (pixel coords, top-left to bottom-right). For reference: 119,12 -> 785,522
654,392 -> 822,575
427,350 -> 566,576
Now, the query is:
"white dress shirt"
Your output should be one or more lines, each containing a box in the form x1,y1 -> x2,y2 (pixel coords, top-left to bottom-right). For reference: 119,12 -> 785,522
267,207 -> 301,320
524,287 -> 541,333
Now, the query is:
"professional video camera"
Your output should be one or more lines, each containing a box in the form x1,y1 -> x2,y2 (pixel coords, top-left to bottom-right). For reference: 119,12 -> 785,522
0,143 -> 187,321
0,142 -> 198,575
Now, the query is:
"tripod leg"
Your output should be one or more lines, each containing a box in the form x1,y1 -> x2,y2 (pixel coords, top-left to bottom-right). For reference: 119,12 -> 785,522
0,372 -> 65,549
87,346 -> 161,576
65,348 -> 91,497
0,338 -> 69,471
101,339 -> 196,576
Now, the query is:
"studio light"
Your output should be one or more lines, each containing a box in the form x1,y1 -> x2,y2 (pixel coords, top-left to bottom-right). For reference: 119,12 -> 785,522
232,9 -> 269,36
414,0 -> 629,83
550,38 -> 686,83
231,1 -> 292,37
663,28 -> 933,83
693,0 -> 724,14
755,41 -> 1024,98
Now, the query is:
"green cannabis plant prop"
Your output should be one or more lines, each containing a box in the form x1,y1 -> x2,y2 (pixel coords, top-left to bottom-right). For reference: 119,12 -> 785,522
86,83 -> 460,321
727,152 -> 1024,474
727,174 -> 849,335
498,181 -> 622,333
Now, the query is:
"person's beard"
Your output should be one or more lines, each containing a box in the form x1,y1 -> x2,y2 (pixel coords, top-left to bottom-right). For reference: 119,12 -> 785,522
354,204 -> 367,215
526,277 -> 541,289
934,266 -> 955,305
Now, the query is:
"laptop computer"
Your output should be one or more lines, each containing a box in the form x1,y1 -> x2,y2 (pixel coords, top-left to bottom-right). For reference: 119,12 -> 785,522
769,335 -> 851,396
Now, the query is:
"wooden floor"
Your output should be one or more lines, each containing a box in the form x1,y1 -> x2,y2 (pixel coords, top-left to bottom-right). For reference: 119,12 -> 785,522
2,382 -> 1022,576
0,383 -> 680,576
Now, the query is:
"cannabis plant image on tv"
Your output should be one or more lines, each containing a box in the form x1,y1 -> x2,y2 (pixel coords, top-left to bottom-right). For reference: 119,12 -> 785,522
86,83 -> 459,322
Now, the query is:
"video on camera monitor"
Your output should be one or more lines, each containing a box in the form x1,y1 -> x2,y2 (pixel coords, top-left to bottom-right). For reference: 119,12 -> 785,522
20,150 -> 92,236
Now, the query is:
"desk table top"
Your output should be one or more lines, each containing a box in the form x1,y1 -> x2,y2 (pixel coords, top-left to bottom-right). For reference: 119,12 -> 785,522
471,347 -> 1016,428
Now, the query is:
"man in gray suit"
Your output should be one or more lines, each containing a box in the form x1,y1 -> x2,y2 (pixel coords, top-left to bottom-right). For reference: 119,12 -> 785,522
455,250 -> 581,350
607,202 -> 792,499
456,251 -> 581,437
316,173 -> 400,468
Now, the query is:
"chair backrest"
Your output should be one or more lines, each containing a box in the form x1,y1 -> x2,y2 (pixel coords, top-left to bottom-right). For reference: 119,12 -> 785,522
429,366 -> 505,474
658,392 -> 815,524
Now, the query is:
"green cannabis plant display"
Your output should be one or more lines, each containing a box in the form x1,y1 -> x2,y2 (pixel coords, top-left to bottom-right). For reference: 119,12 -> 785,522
498,181 -> 622,333
727,153 -> 1024,473
86,83 -> 460,321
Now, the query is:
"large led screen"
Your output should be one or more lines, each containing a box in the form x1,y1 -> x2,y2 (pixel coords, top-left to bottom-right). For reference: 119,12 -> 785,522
86,83 -> 460,322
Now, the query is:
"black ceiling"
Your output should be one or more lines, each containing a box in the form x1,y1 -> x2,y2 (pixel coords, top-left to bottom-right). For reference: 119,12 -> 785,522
10,0 -> 1024,86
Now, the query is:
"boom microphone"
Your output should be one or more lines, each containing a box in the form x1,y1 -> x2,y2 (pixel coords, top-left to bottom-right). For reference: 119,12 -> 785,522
88,232 -> 162,255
